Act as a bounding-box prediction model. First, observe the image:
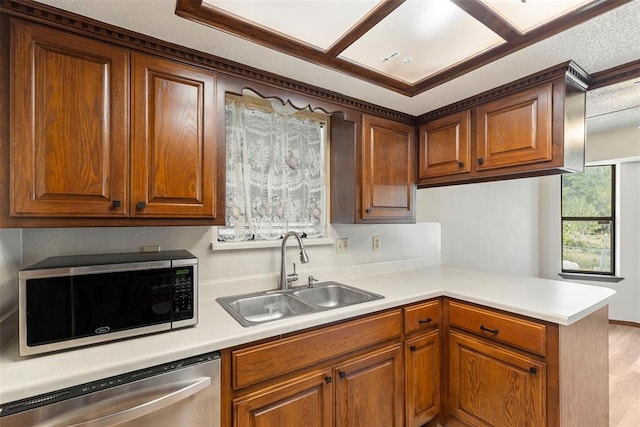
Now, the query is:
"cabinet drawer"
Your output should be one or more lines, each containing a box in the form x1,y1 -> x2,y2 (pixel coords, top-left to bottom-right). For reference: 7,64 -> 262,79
232,310 -> 402,389
404,299 -> 440,335
447,300 -> 547,356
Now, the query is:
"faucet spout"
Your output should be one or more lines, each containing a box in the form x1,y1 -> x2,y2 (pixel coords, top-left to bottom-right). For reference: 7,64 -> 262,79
280,231 -> 310,290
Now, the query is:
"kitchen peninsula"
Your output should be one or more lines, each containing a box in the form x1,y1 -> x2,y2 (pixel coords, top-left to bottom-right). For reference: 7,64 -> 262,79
0,264 -> 614,426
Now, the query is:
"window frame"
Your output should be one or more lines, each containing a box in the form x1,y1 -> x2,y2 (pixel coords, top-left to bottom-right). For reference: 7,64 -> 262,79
560,164 -> 616,276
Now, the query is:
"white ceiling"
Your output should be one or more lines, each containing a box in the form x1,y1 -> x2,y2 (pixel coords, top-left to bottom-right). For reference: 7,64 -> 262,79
35,0 -> 640,132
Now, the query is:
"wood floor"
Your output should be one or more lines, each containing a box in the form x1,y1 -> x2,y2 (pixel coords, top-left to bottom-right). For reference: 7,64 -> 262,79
609,323 -> 640,427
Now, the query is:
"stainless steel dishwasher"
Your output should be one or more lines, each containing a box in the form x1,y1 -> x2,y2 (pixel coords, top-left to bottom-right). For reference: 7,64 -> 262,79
0,351 -> 220,427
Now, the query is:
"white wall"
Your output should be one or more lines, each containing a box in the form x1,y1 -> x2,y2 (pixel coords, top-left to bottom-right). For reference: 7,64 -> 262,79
0,230 -> 21,322
416,178 -> 540,277
540,126 -> 640,323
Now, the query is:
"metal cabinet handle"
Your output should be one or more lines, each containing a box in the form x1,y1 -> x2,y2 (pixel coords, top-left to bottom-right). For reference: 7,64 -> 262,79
477,158 -> 484,165
112,200 -> 121,208
480,324 -> 499,335
418,317 -> 433,325
325,376 -> 332,384
458,162 -> 465,168
409,345 -> 417,352
529,367 -> 538,375
136,201 -> 146,210
365,208 -> 371,215
338,371 -> 346,379
61,377 -> 211,427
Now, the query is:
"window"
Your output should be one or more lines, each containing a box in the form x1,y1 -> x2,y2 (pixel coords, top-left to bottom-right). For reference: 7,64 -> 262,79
217,93 -> 329,242
561,165 -> 615,275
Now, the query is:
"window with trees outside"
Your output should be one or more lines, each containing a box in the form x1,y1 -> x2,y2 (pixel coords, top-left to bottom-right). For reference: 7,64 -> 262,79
561,165 -> 615,275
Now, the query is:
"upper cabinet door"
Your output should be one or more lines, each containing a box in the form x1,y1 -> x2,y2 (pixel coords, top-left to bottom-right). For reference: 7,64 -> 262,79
419,110 -> 471,178
476,84 -> 552,171
130,53 -> 217,218
361,115 -> 416,223
10,20 -> 129,217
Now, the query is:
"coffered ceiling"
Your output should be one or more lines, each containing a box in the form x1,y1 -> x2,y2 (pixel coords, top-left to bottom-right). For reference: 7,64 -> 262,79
176,0 -> 624,96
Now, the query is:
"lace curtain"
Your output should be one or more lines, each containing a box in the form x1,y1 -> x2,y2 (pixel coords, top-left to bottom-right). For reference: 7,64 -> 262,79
217,98 -> 327,241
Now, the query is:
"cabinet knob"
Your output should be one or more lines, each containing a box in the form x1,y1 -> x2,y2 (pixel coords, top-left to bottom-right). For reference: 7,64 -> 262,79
325,376 -> 332,384
477,157 -> 484,165
418,317 -> 433,325
112,200 -> 121,208
529,367 -> 538,375
338,371 -> 346,379
136,201 -> 147,210
365,208 -> 371,215
409,345 -> 416,352
458,162 -> 464,168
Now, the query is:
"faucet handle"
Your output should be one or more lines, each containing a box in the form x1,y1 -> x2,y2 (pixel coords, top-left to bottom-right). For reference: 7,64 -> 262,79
287,262 -> 299,283
307,276 -> 319,288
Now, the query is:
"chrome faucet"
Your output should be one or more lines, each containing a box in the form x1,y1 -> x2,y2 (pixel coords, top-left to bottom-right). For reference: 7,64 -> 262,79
280,231 -> 310,290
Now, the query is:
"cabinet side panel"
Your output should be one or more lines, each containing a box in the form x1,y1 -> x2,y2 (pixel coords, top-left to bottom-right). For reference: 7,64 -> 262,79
558,306 -> 609,426
330,113 -> 357,223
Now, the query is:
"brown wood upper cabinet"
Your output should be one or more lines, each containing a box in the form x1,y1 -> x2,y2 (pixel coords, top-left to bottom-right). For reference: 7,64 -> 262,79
131,53 -> 217,218
331,113 -> 416,224
418,67 -> 586,187
419,110 -> 471,179
7,20 -> 222,226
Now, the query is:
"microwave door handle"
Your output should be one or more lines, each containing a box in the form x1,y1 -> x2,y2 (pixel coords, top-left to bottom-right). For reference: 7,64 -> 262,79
56,376 -> 212,427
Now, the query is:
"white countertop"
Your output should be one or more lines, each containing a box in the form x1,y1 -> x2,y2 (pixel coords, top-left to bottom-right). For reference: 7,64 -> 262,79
0,264 -> 615,405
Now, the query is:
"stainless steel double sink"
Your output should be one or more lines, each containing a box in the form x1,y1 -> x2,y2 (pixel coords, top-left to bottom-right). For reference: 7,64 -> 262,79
217,281 -> 384,327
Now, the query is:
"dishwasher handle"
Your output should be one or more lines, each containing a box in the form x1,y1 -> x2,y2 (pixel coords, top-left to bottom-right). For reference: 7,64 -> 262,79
48,376 -> 211,427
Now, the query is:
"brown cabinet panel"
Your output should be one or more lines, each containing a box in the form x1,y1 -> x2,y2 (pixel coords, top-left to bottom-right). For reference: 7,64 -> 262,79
449,330 -> 546,427
131,53 -> 217,218
405,330 -> 440,427
232,310 -> 402,390
447,299 -> 547,357
404,299 -> 441,335
334,344 -> 404,427
361,115 -> 415,222
10,20 -> 128,217
233,369 -> 333,427
475,84 -> 552,171
419,110 -> 471,178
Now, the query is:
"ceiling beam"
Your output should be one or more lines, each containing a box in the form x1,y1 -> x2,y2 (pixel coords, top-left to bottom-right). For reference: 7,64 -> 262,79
326,0 -> 404,57
449,0 -> 522,41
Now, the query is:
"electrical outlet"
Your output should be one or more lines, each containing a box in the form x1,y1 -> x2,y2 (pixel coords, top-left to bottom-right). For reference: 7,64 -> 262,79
372,235 -> 381,252
336,238 -> 349,254
141,245 -> 161,253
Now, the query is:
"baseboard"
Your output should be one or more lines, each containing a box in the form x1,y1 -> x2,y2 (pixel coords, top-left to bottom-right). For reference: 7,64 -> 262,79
609,319 -> 640,328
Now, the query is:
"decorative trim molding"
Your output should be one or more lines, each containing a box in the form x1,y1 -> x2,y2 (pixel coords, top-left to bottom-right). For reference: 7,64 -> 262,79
0,0 -> 415,124
416,61 -> 590,124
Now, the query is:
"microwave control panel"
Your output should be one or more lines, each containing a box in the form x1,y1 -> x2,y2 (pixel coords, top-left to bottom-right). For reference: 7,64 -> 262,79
172,266 -> 194,320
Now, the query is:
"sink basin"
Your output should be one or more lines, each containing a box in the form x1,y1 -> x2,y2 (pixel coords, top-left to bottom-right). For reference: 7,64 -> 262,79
220,293 -> 316,327
293,282 -> 383,308
217,282 -> 384,327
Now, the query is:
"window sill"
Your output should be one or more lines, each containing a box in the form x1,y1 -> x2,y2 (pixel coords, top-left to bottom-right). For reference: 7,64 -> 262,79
210,237 -> 334,252
558,273 -> 625,283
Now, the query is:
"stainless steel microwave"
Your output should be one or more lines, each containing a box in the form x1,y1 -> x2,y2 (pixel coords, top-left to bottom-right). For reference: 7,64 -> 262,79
18,250 -> 198,356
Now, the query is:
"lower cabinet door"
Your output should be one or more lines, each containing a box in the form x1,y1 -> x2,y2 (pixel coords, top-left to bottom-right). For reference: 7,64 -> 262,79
233,369 -> 333,427
448,330 -> 546,427
334,344 -> 404,427
406,330 -> 440,426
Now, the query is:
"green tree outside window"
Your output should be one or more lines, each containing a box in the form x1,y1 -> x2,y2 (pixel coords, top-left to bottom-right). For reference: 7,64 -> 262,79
561,165 -> 615,274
